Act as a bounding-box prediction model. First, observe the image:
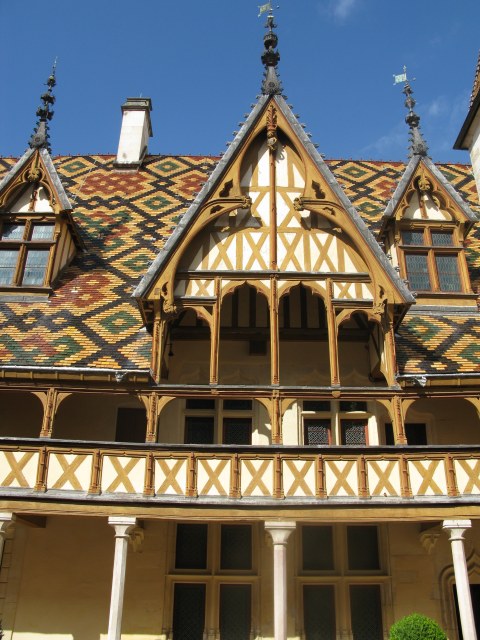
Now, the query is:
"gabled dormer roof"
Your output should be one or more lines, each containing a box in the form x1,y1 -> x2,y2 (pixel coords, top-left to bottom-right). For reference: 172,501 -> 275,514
379,153 -> 477,235
0,146 -> 72,213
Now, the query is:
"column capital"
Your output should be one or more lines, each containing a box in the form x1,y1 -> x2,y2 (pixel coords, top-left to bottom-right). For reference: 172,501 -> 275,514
0,512 -> 16,536
443,519 -> 472,540
265,521 -> 296,546
108,516 -> 138,539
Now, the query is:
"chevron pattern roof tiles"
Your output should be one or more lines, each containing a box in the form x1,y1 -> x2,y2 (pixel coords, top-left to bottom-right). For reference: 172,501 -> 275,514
0,154 -> 478,375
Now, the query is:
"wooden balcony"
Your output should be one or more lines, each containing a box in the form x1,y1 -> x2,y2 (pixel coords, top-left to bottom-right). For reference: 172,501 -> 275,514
0,439 -> 479,506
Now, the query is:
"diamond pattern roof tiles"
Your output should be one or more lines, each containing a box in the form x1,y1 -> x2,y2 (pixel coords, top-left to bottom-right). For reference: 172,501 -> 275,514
0,153 -> 478,376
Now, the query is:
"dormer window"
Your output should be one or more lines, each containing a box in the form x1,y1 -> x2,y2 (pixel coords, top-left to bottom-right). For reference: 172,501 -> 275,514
0,219 -> 56,287
400,226 -> 463,292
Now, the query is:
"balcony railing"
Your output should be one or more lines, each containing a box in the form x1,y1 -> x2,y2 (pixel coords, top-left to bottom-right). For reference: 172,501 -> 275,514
0,439 -> 479,503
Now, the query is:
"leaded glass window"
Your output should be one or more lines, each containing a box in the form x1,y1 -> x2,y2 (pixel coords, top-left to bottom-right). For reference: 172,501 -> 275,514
349,585 -> 383,640
0,250 -> 19,284
220,584 -> 251,640
341,420 -> 367,445
0,219 -> 55,287
223,417 -> 252,445
405,254 -> 430,290
401,226 -> 465,293
402,230 -> 424,245
172,583 -> 206,640
304,419 -> 330,445
435,254 -> 461,291
22,249 -> 49,285
304,585 -> 336,640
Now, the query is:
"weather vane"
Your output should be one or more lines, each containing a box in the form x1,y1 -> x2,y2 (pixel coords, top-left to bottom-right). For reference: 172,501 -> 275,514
258,2 -> 279,17
393,65 -> 408,85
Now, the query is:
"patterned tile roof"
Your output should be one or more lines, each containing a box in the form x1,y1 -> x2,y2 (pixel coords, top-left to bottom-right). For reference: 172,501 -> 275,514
0,153 -> 478,376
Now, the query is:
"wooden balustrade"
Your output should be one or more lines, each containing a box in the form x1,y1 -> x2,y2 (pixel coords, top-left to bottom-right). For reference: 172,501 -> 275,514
0,440 -> 479,502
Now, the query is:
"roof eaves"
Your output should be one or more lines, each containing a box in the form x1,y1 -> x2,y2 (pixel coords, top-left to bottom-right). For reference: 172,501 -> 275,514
0,147 -> 35,194
380,155 -> 421,231
454,89 -> 480,149
133,95 -> 270,299
41,148 -> 72,210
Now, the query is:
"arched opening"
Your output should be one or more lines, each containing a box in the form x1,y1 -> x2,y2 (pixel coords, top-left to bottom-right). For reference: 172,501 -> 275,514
404,398 -> 480,445
337,312 -> 388,387
0,391 -> 43,438
218,283 -> 270,385
52,393 -> 146,442
167,308 -> 211,384
157,397 -> 270,445
278,284 -> 329,386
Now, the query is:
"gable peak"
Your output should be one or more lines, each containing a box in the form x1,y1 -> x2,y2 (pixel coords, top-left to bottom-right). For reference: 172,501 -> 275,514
29,62 -> 57,153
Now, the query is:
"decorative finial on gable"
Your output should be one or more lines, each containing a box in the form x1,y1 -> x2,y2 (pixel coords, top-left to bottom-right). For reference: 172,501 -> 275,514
394,66 -> 428,158
29,60 -> 57,152
260,4 -> 282,96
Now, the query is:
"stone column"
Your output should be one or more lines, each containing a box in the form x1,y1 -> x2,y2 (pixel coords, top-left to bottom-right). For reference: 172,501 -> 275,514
443,520 -> 477,640
265,521 -> 296,640
107,516 -> 138,640
0,513 -> 16,564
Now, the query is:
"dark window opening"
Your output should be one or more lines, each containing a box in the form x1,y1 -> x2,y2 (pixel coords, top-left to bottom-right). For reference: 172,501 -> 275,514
185,417 -> 214,444
384,423 -> 427,445
172,583 -> 206,640
220,584 -> 251,640
220,525 -> 252,570
302,526 -> 334,571
115,407 -> 147,443
175,523 -> 208,569
349,585 -> 383,640
223,418 -> 252,445
347,526 -> 379,571
303,585 -> 336,640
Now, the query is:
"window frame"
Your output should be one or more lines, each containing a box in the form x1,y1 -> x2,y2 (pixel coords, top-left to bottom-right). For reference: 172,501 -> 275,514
184,398 -> 254,445
0,216 -> 57,289
398,224 -> 466,294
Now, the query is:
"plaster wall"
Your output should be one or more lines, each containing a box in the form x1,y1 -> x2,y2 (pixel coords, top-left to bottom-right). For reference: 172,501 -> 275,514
52,393 -> 144,441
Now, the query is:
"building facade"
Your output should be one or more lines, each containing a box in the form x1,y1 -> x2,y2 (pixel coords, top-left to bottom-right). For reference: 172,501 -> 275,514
0,16 -> 479,640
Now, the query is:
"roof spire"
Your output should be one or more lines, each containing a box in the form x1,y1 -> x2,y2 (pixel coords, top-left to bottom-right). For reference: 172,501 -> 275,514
261,5 -> 282,96
29,60 -> 57,152
401,70 -> 428,158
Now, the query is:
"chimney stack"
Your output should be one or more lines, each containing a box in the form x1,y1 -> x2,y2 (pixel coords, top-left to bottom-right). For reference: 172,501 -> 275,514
115,98 -> 153,169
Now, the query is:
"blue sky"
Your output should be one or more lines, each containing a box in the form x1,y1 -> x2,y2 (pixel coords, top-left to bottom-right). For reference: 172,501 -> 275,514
1,0 -> 479,163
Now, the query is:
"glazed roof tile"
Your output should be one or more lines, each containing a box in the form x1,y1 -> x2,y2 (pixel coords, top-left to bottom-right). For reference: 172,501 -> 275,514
0,153 -> 479,377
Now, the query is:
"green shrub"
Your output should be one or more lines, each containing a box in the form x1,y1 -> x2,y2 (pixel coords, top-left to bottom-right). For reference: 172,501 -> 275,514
389,613 -> 447,640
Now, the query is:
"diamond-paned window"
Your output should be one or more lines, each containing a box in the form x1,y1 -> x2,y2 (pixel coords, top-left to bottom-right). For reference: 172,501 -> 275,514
219,584 -> 251,640
304,585 -> 336,640
341,420 -> 367,445
304,419 -> 330,445
349,585 -> 383,640
0,220 -> 55,288
401,227 -> 465,293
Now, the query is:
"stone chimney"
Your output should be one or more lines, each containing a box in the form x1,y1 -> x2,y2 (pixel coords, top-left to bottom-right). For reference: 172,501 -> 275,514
115,98 -> 153,168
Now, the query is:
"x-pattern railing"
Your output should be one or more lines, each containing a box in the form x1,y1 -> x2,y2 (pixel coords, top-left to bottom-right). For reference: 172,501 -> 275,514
0,442 -> 478,502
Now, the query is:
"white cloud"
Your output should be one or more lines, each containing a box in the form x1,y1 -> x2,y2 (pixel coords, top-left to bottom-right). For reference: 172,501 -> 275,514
360,122 -> 406,159
318,0 -> 359,22
332,0 -> 357,20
